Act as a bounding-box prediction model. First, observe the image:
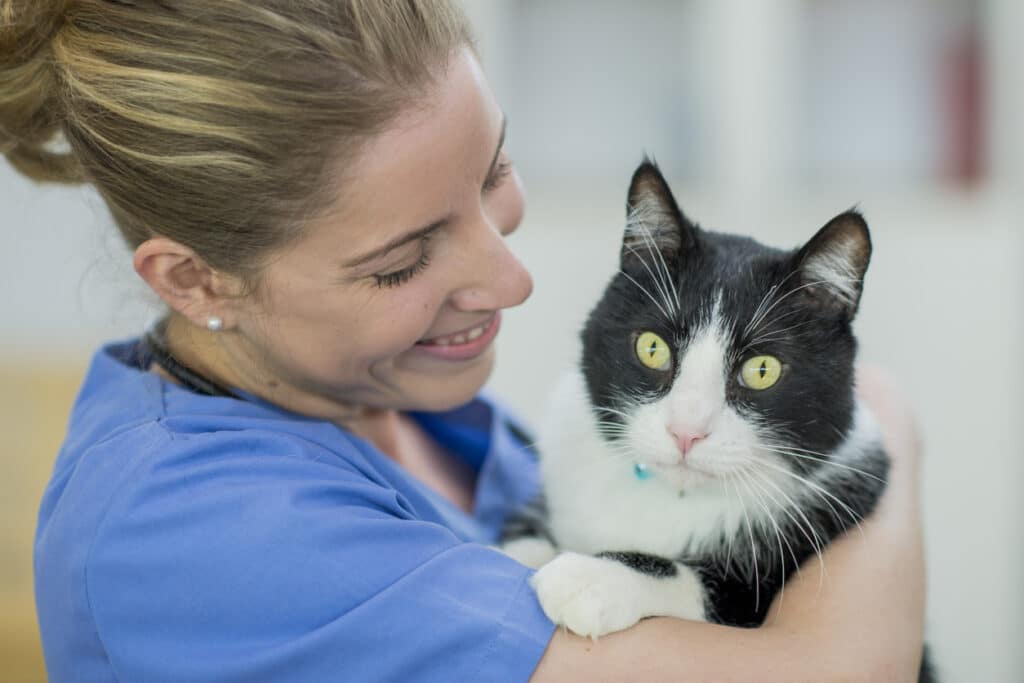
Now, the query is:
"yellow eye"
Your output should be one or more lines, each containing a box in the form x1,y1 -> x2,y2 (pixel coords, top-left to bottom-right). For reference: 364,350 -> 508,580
740,355 -> 782,390
635,331 -> 672,371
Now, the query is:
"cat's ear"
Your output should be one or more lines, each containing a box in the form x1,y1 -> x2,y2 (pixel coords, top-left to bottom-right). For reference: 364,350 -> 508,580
621,159 -> 696,271
795,210 -> 872,319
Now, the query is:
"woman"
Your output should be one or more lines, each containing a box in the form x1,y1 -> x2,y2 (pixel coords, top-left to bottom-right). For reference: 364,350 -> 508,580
2,1 -> 925,681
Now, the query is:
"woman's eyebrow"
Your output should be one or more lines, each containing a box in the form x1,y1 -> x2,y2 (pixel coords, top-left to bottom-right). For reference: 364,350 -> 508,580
341,218 -> 448,268
341,116 -> 506,270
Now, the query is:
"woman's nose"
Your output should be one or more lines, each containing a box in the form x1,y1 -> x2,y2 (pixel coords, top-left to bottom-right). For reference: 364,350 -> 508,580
450,209 -> 532,312
450,167 -> 532,311
449,233 -> 533,312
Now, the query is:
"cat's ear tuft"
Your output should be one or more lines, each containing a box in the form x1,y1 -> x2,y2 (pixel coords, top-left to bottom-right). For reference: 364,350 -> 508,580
795,210 -> 872,319
622,159 -> 696,270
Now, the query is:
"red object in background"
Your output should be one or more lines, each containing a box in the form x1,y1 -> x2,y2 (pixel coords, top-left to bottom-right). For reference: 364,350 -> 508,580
945,18 -> 986,185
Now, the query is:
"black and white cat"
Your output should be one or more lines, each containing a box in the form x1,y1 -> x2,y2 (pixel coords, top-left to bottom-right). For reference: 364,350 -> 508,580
503,160 -> 933,680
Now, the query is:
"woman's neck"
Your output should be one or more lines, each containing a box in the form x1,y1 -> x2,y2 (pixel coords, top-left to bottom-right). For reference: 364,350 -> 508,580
156,315 -> 475,512
159,315 -> 397,441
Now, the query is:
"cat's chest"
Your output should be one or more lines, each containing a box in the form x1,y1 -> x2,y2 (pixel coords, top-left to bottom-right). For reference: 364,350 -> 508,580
546,466 -> 738,558
539,372 -> 744,558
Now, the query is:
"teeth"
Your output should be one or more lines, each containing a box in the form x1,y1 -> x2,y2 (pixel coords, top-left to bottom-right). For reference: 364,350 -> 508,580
423,321 -> 489,346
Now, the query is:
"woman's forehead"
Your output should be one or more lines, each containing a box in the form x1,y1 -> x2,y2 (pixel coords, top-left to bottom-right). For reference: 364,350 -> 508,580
309,48 -> 503,256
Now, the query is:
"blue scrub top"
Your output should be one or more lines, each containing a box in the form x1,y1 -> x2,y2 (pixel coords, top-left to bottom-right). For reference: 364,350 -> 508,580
35,339 -> 556,682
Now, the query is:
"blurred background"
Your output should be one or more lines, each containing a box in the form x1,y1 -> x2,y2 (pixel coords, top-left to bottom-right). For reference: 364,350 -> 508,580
2,0 -> 1020,680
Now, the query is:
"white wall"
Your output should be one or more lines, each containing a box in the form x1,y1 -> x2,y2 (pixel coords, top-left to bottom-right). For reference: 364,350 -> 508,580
1,175 -> 158,361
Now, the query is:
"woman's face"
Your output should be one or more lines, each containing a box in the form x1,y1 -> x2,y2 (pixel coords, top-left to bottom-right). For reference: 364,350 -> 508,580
229,47 -> 532,416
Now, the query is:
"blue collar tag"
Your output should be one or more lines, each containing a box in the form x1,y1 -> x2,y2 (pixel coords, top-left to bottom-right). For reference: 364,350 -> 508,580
633,463 -> 653,480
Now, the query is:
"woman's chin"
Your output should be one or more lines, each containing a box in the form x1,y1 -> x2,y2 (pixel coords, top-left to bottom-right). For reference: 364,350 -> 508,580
400,347 -> 496,412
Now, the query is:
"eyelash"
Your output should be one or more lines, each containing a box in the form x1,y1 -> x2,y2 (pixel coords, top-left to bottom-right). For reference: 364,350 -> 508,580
483,158 -> 512,193
371,158 -> 511,289
373,240 -> 432,288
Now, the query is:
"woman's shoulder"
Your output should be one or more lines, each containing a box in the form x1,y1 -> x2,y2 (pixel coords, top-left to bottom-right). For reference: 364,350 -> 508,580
61,337 -> 376,469
40,339 -> 407,567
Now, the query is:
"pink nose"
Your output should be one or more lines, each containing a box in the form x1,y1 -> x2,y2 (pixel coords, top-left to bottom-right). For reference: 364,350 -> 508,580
671,430 -> 708,457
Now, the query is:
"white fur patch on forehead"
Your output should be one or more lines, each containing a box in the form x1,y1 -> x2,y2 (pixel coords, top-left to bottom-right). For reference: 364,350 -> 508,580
675,326 -> 728,398
676,293 -> 728,385
662,296 -> 731,430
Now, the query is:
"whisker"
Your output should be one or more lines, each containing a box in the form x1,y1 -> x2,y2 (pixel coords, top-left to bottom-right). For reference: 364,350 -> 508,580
742,270 -> 801,338
592,405 -> 636,421
739,468 -> 802,573
633,220 -> 681,314
735,468 -> 788,618
618,267 -> 674,323
744,307 -> 807,346
733,471 -> 762,612
758,445 -> 887,483
752,459 -> 866,538
748,277 -> 856,339
722,472 -> 739,579
745,466 -> 828,589
623,244 -> 678,320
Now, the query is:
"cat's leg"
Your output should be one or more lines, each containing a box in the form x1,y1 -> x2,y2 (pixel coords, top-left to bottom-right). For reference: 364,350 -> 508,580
530,551 -> 707,639
500,536 -> 559,569
500,491 -> 559,569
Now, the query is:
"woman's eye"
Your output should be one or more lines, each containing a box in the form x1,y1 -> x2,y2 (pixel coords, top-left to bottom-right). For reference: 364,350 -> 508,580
372,238 -> 432,288
738,355 -> 783,390
482,157 -> 512,193
635,331 -> 672,371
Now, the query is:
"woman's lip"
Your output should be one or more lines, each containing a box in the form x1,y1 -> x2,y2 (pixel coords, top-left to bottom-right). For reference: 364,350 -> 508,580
413,312 -> 501,361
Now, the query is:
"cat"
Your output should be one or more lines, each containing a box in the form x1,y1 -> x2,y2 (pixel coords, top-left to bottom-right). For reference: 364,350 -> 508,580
502,159 -> 934,681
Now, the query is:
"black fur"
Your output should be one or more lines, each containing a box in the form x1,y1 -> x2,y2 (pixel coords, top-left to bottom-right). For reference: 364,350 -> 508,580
595,552 -> 678,578
501,491 -> 555,545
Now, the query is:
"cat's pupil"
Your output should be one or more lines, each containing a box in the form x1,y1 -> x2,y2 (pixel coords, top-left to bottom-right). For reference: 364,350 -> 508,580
759,361 -> 767,378
648,342 -> 657,357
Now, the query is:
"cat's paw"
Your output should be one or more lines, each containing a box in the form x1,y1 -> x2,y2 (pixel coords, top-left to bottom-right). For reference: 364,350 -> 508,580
530,552 -> 649,639
501,537 -> 559,569
530,552 -> 708,639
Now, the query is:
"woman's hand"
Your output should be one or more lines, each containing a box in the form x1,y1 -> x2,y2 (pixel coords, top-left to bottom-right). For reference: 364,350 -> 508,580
761,363 -> 926,679
855,364 -> 923,502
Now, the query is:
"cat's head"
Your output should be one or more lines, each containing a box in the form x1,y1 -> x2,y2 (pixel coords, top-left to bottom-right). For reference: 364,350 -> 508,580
580,160 -> 872,492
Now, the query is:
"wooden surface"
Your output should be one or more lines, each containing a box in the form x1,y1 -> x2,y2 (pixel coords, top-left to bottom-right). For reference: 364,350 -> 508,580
1,362 -> 87,683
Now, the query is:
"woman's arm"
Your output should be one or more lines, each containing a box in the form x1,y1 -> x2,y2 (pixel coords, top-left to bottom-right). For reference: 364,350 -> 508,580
529,366 -> 925,682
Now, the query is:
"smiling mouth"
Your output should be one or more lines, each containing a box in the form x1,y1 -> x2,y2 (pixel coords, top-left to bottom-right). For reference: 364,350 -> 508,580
412,313 -> 502,362
418,316 -> 495,346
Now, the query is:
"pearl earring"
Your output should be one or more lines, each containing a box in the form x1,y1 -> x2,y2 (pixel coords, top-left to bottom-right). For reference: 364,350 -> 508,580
206,316 -> 223,332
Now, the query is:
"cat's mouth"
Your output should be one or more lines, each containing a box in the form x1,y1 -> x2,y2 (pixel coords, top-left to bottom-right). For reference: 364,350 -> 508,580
649,448 -> 754,485
650,459 -> 717,486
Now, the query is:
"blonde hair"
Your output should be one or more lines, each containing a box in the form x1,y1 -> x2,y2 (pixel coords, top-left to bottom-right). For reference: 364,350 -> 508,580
0,0 -> 473,283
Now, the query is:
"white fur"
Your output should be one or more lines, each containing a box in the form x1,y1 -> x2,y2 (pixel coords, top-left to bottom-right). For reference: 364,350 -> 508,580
501,537 -> 558,570
530,551 -> 706,638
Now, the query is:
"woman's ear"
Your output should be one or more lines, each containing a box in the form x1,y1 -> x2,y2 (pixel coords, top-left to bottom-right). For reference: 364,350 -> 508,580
133,237 -> 244,329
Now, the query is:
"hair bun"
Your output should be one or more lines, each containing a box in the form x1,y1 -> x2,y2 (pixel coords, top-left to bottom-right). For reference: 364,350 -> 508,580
0,0 -> 85,183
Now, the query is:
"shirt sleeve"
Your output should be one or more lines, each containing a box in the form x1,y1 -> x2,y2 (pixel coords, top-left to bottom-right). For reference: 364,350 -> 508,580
84,430 -> 556,683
